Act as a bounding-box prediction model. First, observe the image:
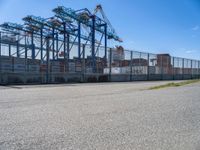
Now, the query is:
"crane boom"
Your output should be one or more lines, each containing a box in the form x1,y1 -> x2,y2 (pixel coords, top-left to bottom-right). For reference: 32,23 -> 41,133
94,5 -> 122,42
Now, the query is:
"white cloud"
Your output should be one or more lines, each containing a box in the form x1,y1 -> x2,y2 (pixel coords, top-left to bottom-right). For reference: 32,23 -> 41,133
192,25 -> 199,31
185,50 -> 197,54
186,50 -> 193,54
192,34 -> 196,38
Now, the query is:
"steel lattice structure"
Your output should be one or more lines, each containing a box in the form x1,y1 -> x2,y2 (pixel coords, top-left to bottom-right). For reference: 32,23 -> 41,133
0,5 -> 122,72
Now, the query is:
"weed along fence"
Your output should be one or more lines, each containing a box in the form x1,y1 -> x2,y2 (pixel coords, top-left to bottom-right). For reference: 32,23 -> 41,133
0,44 -> 200,84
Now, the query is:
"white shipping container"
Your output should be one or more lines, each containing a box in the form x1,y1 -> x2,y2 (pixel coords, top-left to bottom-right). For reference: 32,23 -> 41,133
104,66 -> 148,75
132,66 -> 147,75
148,66 -> 156,74
155,66 -> 162,74
103,68 -> 110,74
111,67 -> 122,74
121,67 -> 131,74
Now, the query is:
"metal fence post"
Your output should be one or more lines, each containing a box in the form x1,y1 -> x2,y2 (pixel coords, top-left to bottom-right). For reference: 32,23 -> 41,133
56,33 -> 59,59
197,61 -> 198,77
10,45 -> 14,72
52,28 -> 55,60
197,61 -> 198,79
0,32 -> 1,79
0,32 -> 1,72
0,32 -> 1,57
17,40 -> 19,58
198,61 -> 200,79
31,33 -> 35,60
109,48 -> 112,82
173,57 -> 175,80
161,55 -> 163,80
46,37 -> 50,83
82,44 -> 85,82
67,34 -> 70,72
182,58 -> 184,80
147,53 -> 150,81
9,44 -> 11,57
130,51 -> 133,81
25,36 -> 28,72
195,61 -> 197,79
191,60 -> 193,79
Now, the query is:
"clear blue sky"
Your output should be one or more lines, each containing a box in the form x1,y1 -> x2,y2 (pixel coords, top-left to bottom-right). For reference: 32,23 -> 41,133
0,0 -> 200,59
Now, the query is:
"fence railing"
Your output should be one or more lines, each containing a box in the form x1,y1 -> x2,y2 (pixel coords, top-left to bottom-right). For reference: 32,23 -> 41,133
0,40 -> 200,84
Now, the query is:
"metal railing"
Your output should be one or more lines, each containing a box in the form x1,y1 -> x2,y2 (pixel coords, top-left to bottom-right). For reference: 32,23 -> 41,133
0,38 -> 200,84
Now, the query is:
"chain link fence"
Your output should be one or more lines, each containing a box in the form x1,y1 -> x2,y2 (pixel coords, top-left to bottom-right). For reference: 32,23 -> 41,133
0,43 -> 200,84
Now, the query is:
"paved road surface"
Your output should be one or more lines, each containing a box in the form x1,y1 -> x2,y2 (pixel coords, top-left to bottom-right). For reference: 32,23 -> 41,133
0,81 -> 200,150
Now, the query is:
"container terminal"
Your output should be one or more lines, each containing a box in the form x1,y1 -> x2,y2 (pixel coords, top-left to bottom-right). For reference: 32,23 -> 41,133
0,5 -> 199,84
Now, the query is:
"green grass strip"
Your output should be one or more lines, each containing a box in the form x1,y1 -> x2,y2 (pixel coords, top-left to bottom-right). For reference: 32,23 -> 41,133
148,79 -> 200,90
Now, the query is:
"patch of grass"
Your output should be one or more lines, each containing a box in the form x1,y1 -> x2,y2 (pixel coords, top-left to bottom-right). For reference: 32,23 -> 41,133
148,79 -> 200,90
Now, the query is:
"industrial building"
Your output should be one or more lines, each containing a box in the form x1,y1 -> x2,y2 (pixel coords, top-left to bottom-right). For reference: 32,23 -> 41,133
0,5 -> 200,84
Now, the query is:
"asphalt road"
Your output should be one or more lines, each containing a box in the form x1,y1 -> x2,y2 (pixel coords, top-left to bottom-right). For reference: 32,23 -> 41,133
0,81 -> 200,150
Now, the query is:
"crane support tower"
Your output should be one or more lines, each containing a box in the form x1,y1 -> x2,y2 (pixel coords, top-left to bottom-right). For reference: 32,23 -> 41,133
0,4 -> 122,73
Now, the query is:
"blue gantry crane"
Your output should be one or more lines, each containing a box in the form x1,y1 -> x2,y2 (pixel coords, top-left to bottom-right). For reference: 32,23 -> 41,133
0,4 -> 122,73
